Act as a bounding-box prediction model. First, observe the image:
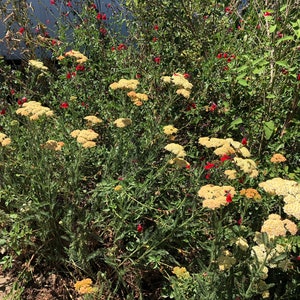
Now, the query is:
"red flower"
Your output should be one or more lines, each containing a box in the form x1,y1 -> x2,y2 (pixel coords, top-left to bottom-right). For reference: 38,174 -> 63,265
226,193 -> 232,203
90,3 -> 97,9
185,164 -> 191,170
220,154 -> 231,162
100,28 -> 107,36
97,13 -> 102,20
66,72 -> 76,79
137,224 -> 143,233
209,102 -> 217,112
51,39 -> 57,45
107,3 -> 111,8
237,217 -> 242,225
153,24 -> 159,31
0,109 -> 6,115
154,56 -> 161,64
136,73 -> 142,79
111,46 -> 115,51
241,137 -> 247,145
102,14 -> 107,20
297,73 -> 300,81
66,1 -> 72,7
204,162 -> 215,170
264,12 -> 271,17
117,43 -> 127,50
50,0 -> 56,4
18,27 -> 25,34
225,6 -> 233,14
75,65 -> 85,71
281,68 -> 288,75
152,37 -> 158,42
10,89 -> 15,95
223,53 -> 228,58
60,102 -> 69,109
183,73 -> 190,78
217,53 -> 223,59
205,173 -> 211,180
186,102 -> 196,111
277,31 -> 283,38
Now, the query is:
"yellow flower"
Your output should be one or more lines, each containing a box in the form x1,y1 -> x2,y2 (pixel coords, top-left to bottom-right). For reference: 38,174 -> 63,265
172,266 -> 190,279
109,79 -> 139,90
261,214 -> 297,238
65,50 -> 88,63
198,184 -> 235,210
74,278 -> 96,295
283,195 -> 300,220
16,101 -> 54,120
168,157 -> 190,168
113,118 -> 132,128
161,76 -> 172,83
114,185 -> 123,191
82,141 -> 97,148
235,237 -> 249,251
270,153 -> 287,163
163,125 -> 178,135
84,115 -> 103,126
176,88 -> 191,98
41,140 -> 64,151
164,143 -> 186,157
0,133 -> 11,147
234,157 -> 258,177
259,178 -> 300,196
29,59 -> 48,71
240,188 -> 262,201
224,169 -> 237,180
171,73 -> 193,90
217,250 -> 236,271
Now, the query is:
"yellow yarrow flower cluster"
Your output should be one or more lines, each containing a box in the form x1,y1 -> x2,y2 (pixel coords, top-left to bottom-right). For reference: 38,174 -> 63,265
70,129 -> 99,148
109,79 -> 139,90
84,115 -> 103,126
240,188 -> 262,201
217,249 -> 236,271
234,157 -> 258,178
198,137 -> 251,157
259,178 -> 300,219
270,153 -> 286,163
41,140 -> 64,151
64,50 -> 88,64
29,59 -> 48,71
164,143 -> 190,168
172,266 -> 190,279
113,118 -> 132,128
127,91 -> 149,106
260,214 -> 297,238
0,133 -> 11,147
198,184 -> 235,210
163,125 -> 178,135
16,101 -> 54,120
74,278 -> 96,294
161,73 -> 193,98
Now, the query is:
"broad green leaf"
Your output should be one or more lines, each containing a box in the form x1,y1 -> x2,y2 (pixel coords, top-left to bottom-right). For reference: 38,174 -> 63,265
276,36 -> 294,45
253,67 -> 265,75
275,60 -> 289,67
269,25 -> 277,33
236,65 -> 248,72
263,120 -> 275,140
237,79 -> 249,86
229,117 -> 243,129
236,72 -> 247,80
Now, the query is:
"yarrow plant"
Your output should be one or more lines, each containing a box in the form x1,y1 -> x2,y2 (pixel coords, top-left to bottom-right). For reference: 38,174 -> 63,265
0,0 -> 299,299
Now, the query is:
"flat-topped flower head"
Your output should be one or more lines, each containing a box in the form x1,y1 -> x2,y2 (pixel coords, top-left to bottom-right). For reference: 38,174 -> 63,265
84,115 -> 103,126
270,153 -> 287,163
198,184 -> 235,209
164,143 -> 186,157
64,50 -> 88,63
70,129 -> 99,148
41,140 -> 64,151
0,133 -> 11,147
109,79 -> 139,90
172,266 -> 190,279
74,278 -> 96,294
163,125 -> 178,135
16,101 -> 54,120
240,188 -> 262,201
113,118 -> 132,128
29,59 -> 48,71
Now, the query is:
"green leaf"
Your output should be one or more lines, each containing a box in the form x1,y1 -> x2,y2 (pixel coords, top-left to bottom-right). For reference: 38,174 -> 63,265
276,36 -> 294,45
237,79 -> 249,86
253,67 -> 265,75
269,25 -> 277,33
275,60 -> 289,68
229,117 -> 243,129
263,120 -> 275,140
